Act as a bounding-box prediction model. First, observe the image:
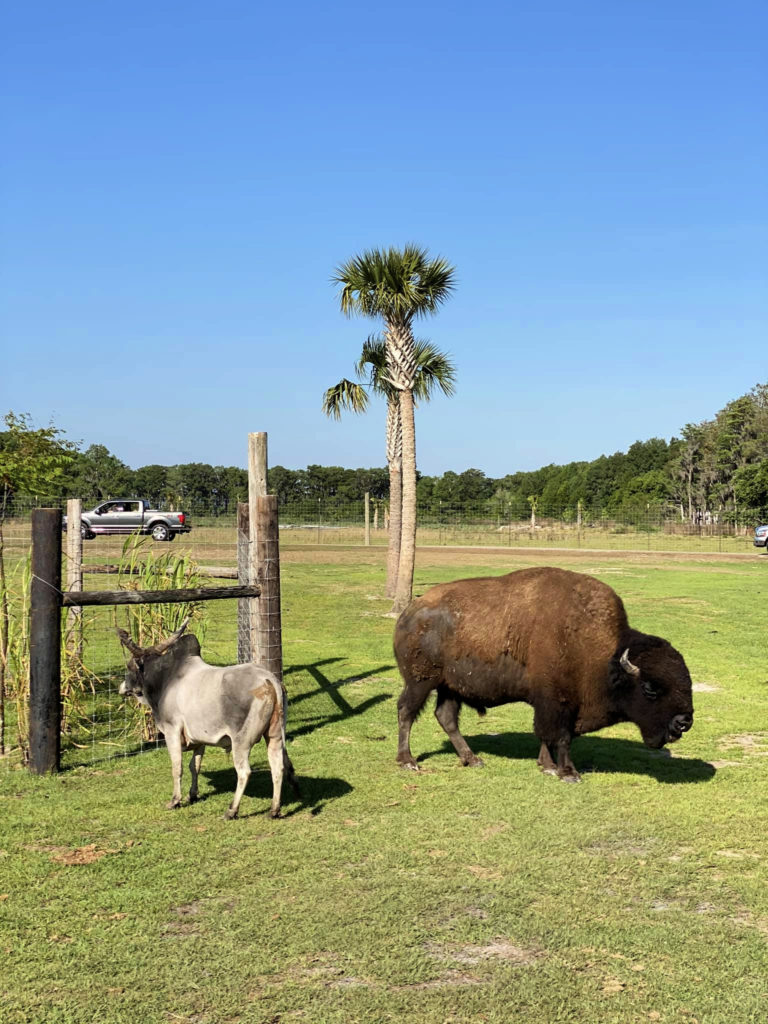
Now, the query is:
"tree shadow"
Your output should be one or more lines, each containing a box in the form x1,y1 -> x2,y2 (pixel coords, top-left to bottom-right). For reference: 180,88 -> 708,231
283,659 -> 395,740
200,764 -> 353,818
417,730 -> 716,784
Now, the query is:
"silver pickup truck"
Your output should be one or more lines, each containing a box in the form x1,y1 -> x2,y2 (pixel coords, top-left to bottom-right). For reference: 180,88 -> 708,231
64,499 -> 191,542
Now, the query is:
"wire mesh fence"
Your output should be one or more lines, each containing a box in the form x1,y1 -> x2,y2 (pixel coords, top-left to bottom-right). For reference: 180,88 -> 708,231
1,494 -> 765,772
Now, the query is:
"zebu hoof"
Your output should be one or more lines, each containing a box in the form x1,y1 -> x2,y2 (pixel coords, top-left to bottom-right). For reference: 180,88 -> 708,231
558,773 -> 582,784
269,809 -> 283,819
166,798 -> 182,810
188,793 -> 198,804
224,807 -> 238,820
399,760 -> 421,772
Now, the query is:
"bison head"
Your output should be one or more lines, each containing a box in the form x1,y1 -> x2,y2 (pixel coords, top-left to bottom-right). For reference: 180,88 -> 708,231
612,634 -> 694,749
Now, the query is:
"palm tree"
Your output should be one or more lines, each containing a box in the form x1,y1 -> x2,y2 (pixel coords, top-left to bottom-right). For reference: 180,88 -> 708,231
333,246 -> 456,613
323,336 -> 456,598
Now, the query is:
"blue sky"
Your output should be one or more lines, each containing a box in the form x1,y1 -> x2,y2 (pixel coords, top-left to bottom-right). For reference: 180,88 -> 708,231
2,1 -> 766,478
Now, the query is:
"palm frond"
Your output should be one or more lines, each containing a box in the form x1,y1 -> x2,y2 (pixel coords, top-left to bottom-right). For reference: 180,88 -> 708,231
356,335 -> 387,376
411,339 -> 457,400
321,379 -> 370,420
333,245 -> 456,324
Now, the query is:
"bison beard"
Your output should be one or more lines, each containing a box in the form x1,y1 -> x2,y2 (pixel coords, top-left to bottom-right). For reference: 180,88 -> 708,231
393,567 -> 694,782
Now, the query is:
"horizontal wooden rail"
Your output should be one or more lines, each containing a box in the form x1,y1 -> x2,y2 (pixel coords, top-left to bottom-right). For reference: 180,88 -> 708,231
62,584 -> 260,608
81,564 -> 238,579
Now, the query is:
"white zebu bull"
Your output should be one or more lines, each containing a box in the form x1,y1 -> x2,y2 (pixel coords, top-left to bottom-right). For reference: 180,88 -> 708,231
117,620 -> 297,819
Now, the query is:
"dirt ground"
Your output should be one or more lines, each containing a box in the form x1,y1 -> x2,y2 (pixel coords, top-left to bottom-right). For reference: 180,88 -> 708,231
280,543 -> 764,573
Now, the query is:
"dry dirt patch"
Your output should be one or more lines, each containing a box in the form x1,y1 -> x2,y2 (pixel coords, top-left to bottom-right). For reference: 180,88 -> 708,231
425,939 -> 542,967
717,733 -> 768,755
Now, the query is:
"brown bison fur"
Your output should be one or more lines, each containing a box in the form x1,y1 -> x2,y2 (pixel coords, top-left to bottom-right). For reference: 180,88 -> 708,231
393,567 -> 694,782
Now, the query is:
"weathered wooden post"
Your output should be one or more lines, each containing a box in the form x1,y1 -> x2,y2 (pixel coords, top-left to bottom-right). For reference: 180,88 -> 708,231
29,508 -> 62,774
256,495 -> 282,681
65,499 -> 82,659
364,491 -> 371,547
248,433 -> 268,664
237,502 -> 250,663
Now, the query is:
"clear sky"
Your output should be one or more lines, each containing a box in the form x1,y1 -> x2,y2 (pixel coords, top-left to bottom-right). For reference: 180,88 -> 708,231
2,1 -> 766,478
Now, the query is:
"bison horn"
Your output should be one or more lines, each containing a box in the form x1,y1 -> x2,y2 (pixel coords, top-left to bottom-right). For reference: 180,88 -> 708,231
116,627 -> 144,658
152,616 -> 192,654
620,648 -> 641,678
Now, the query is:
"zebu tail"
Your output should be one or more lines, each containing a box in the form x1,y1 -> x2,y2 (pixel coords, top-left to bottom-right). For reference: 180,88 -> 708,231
267,674 -> 300,797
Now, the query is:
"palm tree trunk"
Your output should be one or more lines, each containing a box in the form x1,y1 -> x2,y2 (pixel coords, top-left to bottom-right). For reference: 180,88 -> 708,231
385,396 -> 402,599
387,462 -> 402,599
393,387 -> 417,614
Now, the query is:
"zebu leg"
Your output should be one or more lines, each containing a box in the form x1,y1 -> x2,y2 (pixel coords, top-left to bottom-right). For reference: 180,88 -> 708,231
188,744 -> 205,803
166,732 -> 184,809
434,688 -> 484,767
225,741 -> 251,820
265,730 -> 286,819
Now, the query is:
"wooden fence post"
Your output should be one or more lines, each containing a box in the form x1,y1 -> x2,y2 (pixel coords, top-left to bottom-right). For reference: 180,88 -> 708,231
248,432 -> 268,664
237,502 -> 250,663
256,495 -> 282,681
364,491 -> 371,547
29,508 -> 62,774
66,499 -> 82,659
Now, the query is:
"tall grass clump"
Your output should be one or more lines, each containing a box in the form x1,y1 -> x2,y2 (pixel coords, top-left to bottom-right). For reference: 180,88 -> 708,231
1,557 -> 103,764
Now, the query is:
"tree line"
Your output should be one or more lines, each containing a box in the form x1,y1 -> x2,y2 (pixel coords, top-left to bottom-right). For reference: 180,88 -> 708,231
2,382 -> 768,523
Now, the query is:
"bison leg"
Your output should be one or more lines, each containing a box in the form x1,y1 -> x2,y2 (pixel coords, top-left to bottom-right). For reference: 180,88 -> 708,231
188,744 -> 205,803
434,690 -> 484,767
537,741 -> 558,776
555,735 -> 581,783
534,706 -> 581,783
225,740 -> 251,820
396,679 -> 434,770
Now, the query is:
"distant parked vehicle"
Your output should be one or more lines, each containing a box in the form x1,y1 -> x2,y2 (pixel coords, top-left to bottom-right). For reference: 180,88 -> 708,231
63,499 -> 191,542
753,525 -> 768,549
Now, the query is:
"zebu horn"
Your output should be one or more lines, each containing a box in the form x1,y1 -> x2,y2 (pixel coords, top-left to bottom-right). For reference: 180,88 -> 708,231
152,616 -> 192,654
620,648 -> 641,678
116,627 -> 144,657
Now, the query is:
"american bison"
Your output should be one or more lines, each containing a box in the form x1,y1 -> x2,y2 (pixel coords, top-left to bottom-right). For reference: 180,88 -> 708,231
393,567 -> 694,781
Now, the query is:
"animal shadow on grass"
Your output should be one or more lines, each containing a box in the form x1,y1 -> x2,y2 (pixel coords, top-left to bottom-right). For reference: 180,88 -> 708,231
418,731 -> 716,784
283,658 -> 394,742
201,762 -> 353,819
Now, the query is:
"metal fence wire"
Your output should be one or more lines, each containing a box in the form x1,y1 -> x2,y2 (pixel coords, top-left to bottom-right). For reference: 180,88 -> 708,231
1,494 -> 765,771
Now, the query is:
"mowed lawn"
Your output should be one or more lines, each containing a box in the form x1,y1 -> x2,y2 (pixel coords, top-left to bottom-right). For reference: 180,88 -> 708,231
1,547 -> 767,1024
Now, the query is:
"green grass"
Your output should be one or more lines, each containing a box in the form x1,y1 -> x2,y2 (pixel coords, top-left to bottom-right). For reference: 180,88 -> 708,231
2,548 -> 768,1023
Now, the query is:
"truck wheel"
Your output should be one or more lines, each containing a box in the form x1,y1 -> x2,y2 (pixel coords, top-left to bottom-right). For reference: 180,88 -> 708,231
81,523 -> 94,540
167,532 -> 176,542
151,523 -> 170,542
